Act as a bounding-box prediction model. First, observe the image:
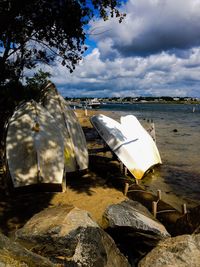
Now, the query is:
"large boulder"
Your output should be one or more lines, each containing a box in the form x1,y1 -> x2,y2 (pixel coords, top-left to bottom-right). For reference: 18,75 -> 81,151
103,200 -> 170,239
103,200 -> 170,266
16,204 -> 130,267
138,234 -> 200,267
0,232 -> 55,266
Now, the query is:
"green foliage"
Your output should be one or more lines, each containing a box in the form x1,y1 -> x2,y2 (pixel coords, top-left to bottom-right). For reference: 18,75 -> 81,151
0,69 -> 51,116
160,96 -> 174,101
25,69 -> 51,101
26,69 -> 50,93
0,0 -> 124,127
0,0 -> 124,85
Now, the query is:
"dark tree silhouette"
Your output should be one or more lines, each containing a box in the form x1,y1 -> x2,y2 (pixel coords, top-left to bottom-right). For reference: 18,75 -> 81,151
0,0 -> 125,85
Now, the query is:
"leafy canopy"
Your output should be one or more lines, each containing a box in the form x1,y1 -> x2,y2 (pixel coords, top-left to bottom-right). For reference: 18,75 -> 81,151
0,0 -> 125,85
25,69 -> 51,100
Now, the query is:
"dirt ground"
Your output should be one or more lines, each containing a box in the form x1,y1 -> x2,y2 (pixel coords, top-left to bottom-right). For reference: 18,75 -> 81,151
0,108 -> 128,235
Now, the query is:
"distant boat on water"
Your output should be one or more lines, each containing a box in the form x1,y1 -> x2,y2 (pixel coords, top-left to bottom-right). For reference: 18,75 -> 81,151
84,98 -> 101,109
69,98 -> 101,109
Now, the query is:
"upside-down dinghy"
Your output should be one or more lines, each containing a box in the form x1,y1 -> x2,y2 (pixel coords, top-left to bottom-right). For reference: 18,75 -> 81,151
6,100 -> 65,190
90,114 -> 162,179
41,82 -> 88,172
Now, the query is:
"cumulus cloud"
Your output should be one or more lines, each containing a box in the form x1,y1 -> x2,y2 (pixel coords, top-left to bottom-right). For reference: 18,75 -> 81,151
26,0 -> 200,97
46,46 -> 200,97
90,0 -> 200,57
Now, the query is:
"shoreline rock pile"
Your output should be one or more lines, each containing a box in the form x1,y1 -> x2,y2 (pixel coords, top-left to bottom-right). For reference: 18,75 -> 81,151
1,199 -> 200,266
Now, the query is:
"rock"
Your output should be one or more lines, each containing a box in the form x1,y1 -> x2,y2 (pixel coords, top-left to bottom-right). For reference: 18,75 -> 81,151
16,204 -> 130,267
103,200 -> 170,266
138,234 -> 200,267
0,232 -> 55,266
175,205 -> 200,235
127,184 -> 182,236
103,200 -> 170,239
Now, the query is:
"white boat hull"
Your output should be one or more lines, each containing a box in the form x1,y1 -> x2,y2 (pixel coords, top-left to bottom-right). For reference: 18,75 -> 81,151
90,114 -> 162,179
42,83 -> 88,172
6,101 -> 64,188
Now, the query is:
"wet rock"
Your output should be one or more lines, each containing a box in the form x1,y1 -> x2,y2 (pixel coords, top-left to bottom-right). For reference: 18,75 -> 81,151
0,232 -> 55,266
16,204 -> 130,267
138,234 -> 200,267
103,200 -> 170,266
175,205 -> 200,235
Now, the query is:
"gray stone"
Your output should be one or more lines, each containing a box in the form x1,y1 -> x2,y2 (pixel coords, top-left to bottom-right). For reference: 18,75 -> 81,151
103,200 -> 171,266
103,200 -> 170,239
138,234 -> 200,267
0,232 -> 55,266
16,205 -> 130,267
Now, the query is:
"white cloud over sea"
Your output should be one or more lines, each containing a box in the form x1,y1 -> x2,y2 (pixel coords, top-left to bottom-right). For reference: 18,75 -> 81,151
48,0 -> 200,97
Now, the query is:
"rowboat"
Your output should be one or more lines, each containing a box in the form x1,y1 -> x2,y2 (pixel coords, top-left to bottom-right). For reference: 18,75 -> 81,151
90,114 -> 162,179
41,82 -> 88,172
6,100 -> 65,190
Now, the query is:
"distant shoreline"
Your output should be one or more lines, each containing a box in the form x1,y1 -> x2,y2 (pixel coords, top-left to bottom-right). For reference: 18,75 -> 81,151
69,100 -> 200,107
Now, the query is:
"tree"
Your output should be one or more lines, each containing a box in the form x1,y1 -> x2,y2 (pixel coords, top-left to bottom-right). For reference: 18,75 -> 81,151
0,0 -> 125,85
25,69 -> 51,101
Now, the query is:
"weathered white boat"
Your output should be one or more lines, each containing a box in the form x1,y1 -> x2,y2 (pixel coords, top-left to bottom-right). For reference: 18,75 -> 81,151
90,114 -> 162,179
41,82 -> 88,172
120,114 -> 162,170
6,100 -> 65,189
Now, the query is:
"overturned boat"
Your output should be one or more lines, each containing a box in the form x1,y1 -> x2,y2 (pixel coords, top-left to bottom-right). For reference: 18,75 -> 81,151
41,82 -> 88,172
90,114 -> 162,180
6,100 -> 65,190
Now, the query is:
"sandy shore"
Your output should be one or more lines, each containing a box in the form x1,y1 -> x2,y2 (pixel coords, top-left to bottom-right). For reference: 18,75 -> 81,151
0,108 -> 127,235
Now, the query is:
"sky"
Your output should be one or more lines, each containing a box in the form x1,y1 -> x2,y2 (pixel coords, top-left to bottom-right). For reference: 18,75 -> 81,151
48,0 -> 200,98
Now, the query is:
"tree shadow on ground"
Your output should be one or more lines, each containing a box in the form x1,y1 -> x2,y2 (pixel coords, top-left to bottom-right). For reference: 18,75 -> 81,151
66,154 -> 131,196
0,155 -> 128,236
0,182 -> 55,235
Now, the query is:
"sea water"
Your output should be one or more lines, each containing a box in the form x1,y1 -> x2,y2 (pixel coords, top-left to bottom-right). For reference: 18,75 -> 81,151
100,103 -> 200,210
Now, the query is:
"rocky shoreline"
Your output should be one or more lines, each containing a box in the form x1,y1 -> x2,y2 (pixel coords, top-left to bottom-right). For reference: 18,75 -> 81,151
0,109 -> 200,266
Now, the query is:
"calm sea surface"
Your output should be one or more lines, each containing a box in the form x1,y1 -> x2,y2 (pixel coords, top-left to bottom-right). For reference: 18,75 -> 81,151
99,103 -> 200,210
